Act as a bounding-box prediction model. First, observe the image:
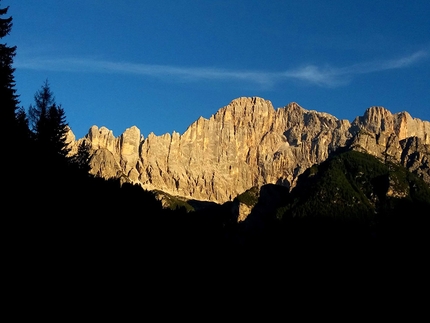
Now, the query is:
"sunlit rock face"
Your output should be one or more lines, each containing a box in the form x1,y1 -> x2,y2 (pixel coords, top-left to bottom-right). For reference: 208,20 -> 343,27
88,148 -> 122,179
119,125 -> 141,177
68,97 -> 430,203
349,107 -> 430,178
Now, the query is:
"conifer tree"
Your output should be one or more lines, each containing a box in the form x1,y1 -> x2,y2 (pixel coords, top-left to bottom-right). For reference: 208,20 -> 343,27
28,80 -> 71,167
0,3 -> 20,135
47,103 -> 71,159
1,2 -> 32,194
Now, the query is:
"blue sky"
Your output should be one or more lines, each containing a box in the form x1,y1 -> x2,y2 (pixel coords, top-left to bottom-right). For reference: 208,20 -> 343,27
5,0 -> 430,139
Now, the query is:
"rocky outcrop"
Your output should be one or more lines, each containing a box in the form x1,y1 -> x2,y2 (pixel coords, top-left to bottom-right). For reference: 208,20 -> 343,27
400,136 -> 430,183
68,97 -> 430,203
119,125 -> 141,180
88,148 -> 123,179
349,107 -> 430,172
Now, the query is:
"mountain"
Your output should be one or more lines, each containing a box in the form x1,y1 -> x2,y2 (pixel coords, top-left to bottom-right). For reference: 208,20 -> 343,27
67,96 -> 430,203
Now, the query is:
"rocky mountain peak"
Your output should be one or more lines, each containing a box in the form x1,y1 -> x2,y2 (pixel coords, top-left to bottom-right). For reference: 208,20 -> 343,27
353,106 -> 394,133
211,96 -> 274,127
69,97 -> 430,203
87,125 -> 116,151
352,107 -> 430,144
284,101 -> 304,112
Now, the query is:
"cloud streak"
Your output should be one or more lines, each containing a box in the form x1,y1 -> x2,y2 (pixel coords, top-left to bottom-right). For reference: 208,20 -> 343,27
282,50 -> 428,86
15,50 -> 428,88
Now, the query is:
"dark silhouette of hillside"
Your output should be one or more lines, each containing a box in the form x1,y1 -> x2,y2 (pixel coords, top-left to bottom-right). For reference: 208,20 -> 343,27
226,149 -> 430,263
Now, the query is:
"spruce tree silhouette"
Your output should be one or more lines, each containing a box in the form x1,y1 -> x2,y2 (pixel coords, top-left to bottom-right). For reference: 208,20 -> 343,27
0,3 -> 30,190
28,80 -> 71,183
0,4 -> 19,135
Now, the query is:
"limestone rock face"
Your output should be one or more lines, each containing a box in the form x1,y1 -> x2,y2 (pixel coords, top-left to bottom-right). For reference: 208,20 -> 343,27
88,125 -> 118,153
349,106 -> 430,165
68,97 -> 430,203
400,137 -> 430,183
88,148 -> 123,179
119,126 -> 141,176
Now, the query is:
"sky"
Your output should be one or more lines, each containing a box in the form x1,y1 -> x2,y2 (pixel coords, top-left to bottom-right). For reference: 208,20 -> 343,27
4,0 -> 430,139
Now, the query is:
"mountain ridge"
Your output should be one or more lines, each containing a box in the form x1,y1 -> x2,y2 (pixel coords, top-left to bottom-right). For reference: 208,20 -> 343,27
67,96 -> 430,203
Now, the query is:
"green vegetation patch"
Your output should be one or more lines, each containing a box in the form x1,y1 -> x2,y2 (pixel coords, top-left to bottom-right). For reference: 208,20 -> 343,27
153,190 -> 195,212
236,186 -> 260,207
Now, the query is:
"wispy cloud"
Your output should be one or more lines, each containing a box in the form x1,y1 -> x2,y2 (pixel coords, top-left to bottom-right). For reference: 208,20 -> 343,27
282,50 -> 428,87
14,56 -> 276,86
14,50 -> 428,88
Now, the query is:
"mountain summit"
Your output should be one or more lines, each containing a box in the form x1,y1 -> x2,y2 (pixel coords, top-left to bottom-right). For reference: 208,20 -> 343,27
68,97 -> 430,203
